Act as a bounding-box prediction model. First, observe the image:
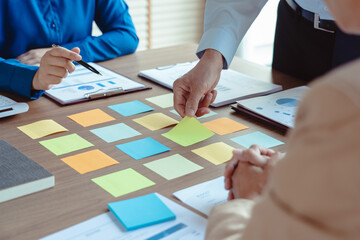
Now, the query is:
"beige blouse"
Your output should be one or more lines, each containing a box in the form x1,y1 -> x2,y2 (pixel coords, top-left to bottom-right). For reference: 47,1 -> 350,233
206,59 -> 360,240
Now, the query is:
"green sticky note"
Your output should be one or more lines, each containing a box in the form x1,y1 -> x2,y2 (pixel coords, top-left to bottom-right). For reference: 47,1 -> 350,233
92,168 -> 155,197
162,116 -> 214,147
39,133 -> 94,156
144,154 -> 203,180
146,93 -> 174,108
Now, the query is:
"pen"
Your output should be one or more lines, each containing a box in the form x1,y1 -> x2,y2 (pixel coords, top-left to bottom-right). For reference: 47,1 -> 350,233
51,44 -> 102,76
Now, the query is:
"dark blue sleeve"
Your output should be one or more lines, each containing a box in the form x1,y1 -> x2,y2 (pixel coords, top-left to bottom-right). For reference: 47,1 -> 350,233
62,0 -> 139,62
0,58 -> 44,99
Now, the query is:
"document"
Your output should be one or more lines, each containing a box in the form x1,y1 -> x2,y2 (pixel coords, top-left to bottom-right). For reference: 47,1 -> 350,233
40,193 -> 207,240
46,63 -> 149,105
139,61 -> 282,107
232,86 -> 309,131
173,176 -> 228,216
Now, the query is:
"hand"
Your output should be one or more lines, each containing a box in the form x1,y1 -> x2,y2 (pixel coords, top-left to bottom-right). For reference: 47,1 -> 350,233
225,145 -> 282,200
173,49 -> 223,117
16,48 -> 52,66
32,47 -> 82,90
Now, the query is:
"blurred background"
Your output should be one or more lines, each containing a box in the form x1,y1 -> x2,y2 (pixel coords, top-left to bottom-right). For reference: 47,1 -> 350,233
92,0 -> 279,67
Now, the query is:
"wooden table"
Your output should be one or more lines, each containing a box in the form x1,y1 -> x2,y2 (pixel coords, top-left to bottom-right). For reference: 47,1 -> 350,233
0,44 -> 305,240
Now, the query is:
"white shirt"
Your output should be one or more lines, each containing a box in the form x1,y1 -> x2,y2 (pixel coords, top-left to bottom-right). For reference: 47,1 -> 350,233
197,0 -> 334,69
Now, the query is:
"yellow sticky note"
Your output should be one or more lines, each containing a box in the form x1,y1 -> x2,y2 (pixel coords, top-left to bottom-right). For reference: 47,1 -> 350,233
68,109 -> 115,127
192,142 -> 234,165
61,149 -> 119,174
203,117 -> 248,135
133,113 -> 178,131
18,119 -> 68,139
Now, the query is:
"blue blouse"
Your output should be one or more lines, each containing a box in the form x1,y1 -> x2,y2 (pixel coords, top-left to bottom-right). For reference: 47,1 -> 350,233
0,0 -> 138,99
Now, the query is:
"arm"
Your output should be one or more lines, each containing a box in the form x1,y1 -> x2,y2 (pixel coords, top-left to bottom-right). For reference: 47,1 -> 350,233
173,0 -> 268,117
61,0 -> 138,62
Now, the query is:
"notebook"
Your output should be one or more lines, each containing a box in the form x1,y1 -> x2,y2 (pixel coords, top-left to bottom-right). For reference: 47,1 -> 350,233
139,61 -> 282,107
232,86 -> 309,132
45,63 -> 150,105
0,140 -> 54,203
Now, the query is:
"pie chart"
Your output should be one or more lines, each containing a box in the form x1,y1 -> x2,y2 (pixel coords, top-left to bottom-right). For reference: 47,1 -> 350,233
276,98 -> 298,107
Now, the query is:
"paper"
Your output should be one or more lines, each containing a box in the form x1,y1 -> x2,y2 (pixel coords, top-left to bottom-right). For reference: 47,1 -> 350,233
173,176 -> 228,216
40,193 -> 207,240
116,137 -> 170,160
133,113 -> 178,131
139,60 -> 282,107
17,119 -> 68,139
230,131 -> 284,148
192,142 -> 234,165
39,133 -> 94,156
45,63 -> 146,104
108,100 -> 154,117
203,117 -> 248,135
61,149 -> 119,174
108,193 -> 176,231
90,123 -> 141,143
170,109 -> 218,119
144,154 -> 203,180
67,109 -> 115,127
236,86 -> 309,128
162,116 -> 214,147
91,168 -> 155,197
146,93 -> 174,108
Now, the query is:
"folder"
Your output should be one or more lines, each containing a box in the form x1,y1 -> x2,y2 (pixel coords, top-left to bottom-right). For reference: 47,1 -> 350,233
45,63 -> 150,105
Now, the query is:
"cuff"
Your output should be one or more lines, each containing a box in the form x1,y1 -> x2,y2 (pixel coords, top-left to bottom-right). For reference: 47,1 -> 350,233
197,28 -> 240,69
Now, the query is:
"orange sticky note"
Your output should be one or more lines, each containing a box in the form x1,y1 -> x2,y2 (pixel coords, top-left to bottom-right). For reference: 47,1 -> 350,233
61,149 -> 119,174
68,109 -> 115,127
203,117 -> 248,135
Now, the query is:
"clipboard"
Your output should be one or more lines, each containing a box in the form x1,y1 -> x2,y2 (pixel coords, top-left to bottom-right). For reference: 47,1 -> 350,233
45,63 -> 151,105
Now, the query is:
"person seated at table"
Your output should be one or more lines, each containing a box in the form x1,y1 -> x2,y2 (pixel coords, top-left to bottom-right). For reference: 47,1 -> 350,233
205,0 -> 360,239
0,0 -> 138,99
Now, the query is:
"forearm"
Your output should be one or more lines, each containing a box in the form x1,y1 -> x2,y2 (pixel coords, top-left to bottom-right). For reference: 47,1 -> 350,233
197,0 -> 268,68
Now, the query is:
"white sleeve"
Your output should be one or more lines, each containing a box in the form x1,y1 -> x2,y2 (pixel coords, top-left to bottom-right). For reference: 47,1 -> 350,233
197,0 -> 268,69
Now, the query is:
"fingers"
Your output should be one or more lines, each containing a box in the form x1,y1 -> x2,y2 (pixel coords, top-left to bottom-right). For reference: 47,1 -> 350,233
45,56 -> 76,73
49,46 -> 81,61
224,149 -> 242,190
185,89 -> 204,117
173,79 -> 188,117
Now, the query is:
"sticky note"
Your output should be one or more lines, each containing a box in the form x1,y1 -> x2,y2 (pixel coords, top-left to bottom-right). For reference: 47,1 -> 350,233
90,123 -> 141,143
170,109 -> 218,119
144,154 -> 203,180
39,133 -> 94,156
92,168 -> 155,197
61,149 -> 119,174
108,100 -> 154,117
162,116 -> 214,147
146,93 -> 174,108
203,117 -> 248,135
67,109 -> 115,127
192,142 -> 234,165
133,113 -> 178,131
230,131 -> 284,148
108,193 -> 176,231
116,137 -> 170,160
17,119 -> 68,139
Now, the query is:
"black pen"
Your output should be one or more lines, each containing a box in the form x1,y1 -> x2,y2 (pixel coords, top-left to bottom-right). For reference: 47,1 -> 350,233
52,44 -> 102,76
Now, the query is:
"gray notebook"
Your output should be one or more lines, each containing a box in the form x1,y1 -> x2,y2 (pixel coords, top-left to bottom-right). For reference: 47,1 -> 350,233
0,140 -> 54,203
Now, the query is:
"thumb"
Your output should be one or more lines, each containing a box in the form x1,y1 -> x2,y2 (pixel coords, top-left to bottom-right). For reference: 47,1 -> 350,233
185,91 -> 203,117
71,47 -> 81,54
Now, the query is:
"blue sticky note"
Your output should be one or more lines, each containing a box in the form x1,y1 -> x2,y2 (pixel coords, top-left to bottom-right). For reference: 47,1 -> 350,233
108,100 -> 154,117
116,137 -> 170,160
231,131 -> 284,148
108,193 -> 176,231
90,123 -> 141,143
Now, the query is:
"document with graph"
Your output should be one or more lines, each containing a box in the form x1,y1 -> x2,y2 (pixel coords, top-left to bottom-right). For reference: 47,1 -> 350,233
45,63 -> 150,105
232,86 -> 309,131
